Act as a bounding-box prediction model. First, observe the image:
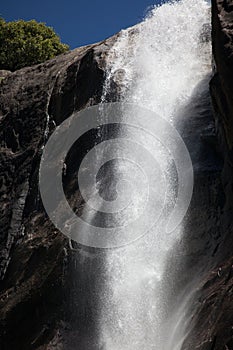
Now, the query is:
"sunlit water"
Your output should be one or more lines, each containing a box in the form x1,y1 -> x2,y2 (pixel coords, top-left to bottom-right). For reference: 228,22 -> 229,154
82,1 -> 211,349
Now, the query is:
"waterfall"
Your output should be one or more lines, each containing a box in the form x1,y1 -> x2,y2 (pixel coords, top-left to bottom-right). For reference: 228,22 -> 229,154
38,0 -> 212,348
93,1 -> 212,349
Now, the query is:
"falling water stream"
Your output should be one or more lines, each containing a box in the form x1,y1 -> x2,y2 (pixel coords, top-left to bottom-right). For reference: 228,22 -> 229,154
76,0 -> 211,349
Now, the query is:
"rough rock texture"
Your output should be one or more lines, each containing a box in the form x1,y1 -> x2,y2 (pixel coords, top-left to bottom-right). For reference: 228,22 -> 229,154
0,70 -> 11,79
181,1 -> 233,349
0,36 -> 118,349
1,2 -> 233,349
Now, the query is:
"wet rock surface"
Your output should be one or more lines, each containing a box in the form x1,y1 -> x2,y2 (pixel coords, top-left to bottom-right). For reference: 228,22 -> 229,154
1,1 -> 233,349
180,1 -> 233,349
0,36 -> 118,349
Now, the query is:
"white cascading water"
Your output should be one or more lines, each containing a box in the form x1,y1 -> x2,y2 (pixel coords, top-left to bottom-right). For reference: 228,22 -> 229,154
91,0 -> 211,349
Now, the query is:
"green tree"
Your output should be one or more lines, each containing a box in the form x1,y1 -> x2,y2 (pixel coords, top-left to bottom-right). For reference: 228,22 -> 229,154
0,18 -> 69,71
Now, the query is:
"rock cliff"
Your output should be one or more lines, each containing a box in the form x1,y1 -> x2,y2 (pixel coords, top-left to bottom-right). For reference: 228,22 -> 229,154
0,36 -> 118,349
181,1 -> 233,349
1,1 -> 233,349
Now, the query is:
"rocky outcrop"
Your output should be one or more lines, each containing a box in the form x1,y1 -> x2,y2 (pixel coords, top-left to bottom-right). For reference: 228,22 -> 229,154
0,36 -> 118,349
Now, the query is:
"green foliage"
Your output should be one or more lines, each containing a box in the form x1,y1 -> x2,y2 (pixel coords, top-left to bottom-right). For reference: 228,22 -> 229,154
0,18 -> 69,71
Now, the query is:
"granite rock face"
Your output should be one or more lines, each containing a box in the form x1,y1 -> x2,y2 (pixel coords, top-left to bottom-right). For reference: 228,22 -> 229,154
1,1 -> 233,349
181,1 -> 233,349
0,36 -> 118,349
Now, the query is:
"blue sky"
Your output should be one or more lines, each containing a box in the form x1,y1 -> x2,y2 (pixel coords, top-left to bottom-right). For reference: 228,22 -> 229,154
1,0 -> 163,49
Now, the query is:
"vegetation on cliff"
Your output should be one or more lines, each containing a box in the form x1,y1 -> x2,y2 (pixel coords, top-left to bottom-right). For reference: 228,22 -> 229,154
0,18 -> 69,71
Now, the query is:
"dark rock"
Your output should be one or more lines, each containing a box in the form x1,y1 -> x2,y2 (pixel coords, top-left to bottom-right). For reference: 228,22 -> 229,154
1,1 -> 233,349
0,36 -> 118,349
180,1 -> 233,349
